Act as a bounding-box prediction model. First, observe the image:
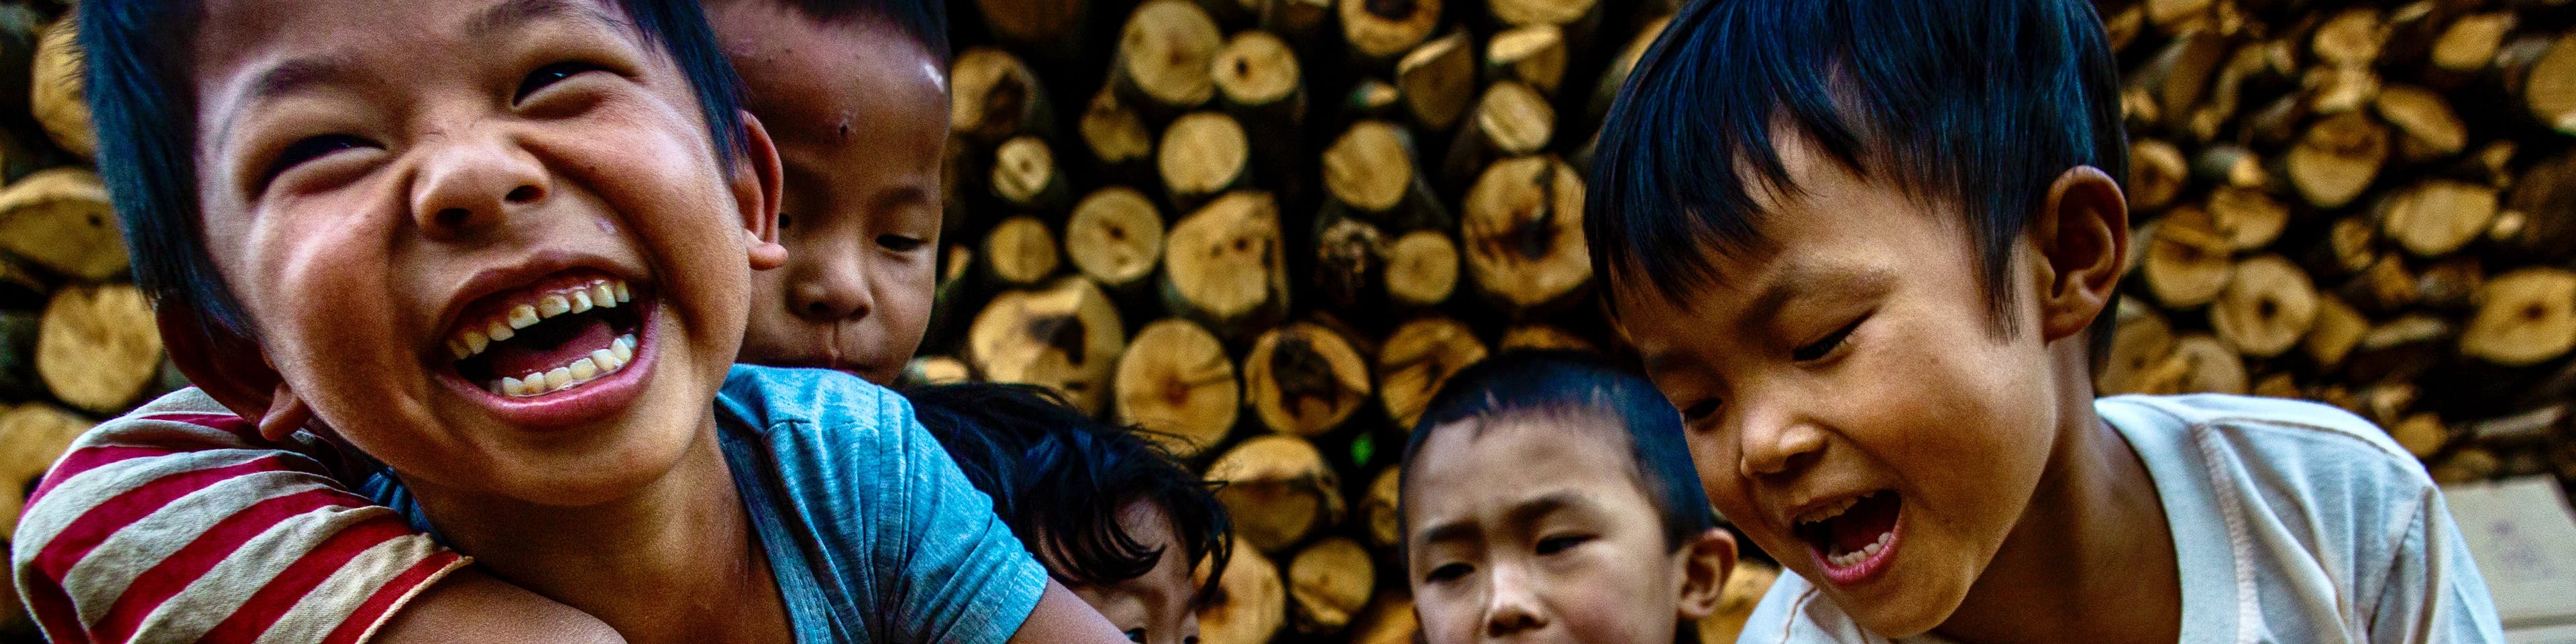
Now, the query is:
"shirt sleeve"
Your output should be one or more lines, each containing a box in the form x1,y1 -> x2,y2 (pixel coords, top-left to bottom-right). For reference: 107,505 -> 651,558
873,394 -> 1050,644
9,389 -> 466,644
2368,486 -> 2508,644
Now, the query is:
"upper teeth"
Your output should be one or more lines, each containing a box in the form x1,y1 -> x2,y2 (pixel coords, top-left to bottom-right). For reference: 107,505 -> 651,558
447,279 -> 632,360
1796,495 -> 1862,525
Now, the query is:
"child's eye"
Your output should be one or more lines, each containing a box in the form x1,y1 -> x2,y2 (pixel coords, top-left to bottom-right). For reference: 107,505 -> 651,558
1680,399 -> 1721,423
878,234 -> 927,252
1535,534 -> 1591,555
1791,317 -> 1865,362
515,61 -> 608,103
1124,629 -> 1145,643
1425,562 -> 1472,584
264,134 -> 370,184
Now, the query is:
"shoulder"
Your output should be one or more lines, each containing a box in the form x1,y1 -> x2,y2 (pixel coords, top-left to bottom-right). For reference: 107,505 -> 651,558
2097,393 -> 2430,493
717,364 -> 916,441
1735,572 -> 1887,644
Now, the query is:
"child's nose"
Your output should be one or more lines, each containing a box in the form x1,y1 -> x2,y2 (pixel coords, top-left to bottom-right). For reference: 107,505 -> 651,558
790,252 -> 875,323
408,136 -> 549,239
1481,564 -> 1548,637
1738,410 -> 1827,479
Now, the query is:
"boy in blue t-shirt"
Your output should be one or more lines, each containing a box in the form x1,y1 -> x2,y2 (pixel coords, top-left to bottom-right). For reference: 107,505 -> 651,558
1585,1 -> 2506,642
11,1 -> 1130,643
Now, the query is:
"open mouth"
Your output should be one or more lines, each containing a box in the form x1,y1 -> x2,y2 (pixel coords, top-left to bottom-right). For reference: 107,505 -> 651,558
443,273 -> 647,398
1791,490 -> 1903,584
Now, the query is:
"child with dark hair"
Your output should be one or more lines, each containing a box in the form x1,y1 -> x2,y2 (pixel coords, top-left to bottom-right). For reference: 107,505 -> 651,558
8,1 -> 1134,643
908,383 -> 1233,644
1586,1 -> 2505,642
1399,350 -> 1738,644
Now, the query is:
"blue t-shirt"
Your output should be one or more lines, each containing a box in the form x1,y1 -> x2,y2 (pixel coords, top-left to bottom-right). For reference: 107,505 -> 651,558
374,365 -> 1049,644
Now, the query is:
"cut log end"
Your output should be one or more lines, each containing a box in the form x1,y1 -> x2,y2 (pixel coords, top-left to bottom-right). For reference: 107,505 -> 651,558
1385,230 -> 1460,308
1163,192 -> 1290,338
1209,435 -> 1344,553
951,48 -> 1047,145
0,168 -> 127,282
2461,268 -> 2576,366
2143,206 -> 2233,309
2209,255 -> 2320,358
1214,31 -> 1302,108
983,215 -> 1062,286
1474,82 -> 1556,157
1115,319 -> 1239,458
902,356 -> 973,386
1246,321 -> 1373,437
991,136 -> 1066,210
2129,139 -> 2188,212
1340,0 -> 1440,62
1323,121 -> 1417,214
1487,25 -> 1568,95
2287,112 -> 2392,209
2381,179 -> 2500,258
1362,466 -> 1402,547
1067,186 -> 1168,289
1119,0 -> 1224,109
1379,317 -> 1491,429
1395,33 -> 1475,132
1,402 -> 93,535
1499,325 -> 1594,352
1197,536 -> 1286,644
968,277 -> 1126,415
38,284 -> 162,415
1081,87 -> 1156,166
1287,537 -> 1375,634
1161,111 -> 1252,207
30,15 -> 91,160
1462,156 -> 1591,314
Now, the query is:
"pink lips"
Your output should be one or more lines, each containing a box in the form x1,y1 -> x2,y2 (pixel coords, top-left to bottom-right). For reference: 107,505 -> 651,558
1811,511 -> 1901,587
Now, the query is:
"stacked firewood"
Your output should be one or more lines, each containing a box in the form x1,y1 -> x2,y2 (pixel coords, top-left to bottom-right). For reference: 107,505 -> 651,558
2094,0 -> 2576,491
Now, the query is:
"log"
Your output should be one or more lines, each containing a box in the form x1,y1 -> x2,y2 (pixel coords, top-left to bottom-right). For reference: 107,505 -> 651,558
2305,294 -> 2368,370
2142,205 -> 2233,309
2428,13 -> 2514,85
2209,255 -> 2319,358
30,14 -> 89,160
1442,81 -> 1556,193
1244,321 -> 1373,437
2309,64 -> 2380,116
2345,315 -> 2453,385
2341,253 -> 2421,315
1079,85 -> 1157,174
2209,185 -> 2290,251
2145,0 -> 2213,35
1500,324 -> 1594,352
1159,111 -> 1251,211
2097,299 -> 2175,396
1253,0 -> 1332,42
1349,595 -> 1419,644
1287,537 -> 1375,634
1379,316 -> 1489,429
1697,564 -> 1782,644
1582,15 -> 1672,136
2497,151 -> 2576,260
2381,178 -> 2498,259
1322,121 -> 1444,229
1214,31 -> 1307,138
991,136 -> 1071,213
903,355 -> 973,386
2512,33 -> 2576,134
0,168 -> 127,282
2127,32 -> 2226,136
1360,465 -> 1402,548
2166,333 -> 2249,395
1163,191 -> 1290,339
2310,216 -> 2381,280
1395,32 -> 1476,133
1487,0 -> 1597,32
2416,256 -> 2485,313
2390,412 -> 2449,458
2373,84 -> 2467,161
1312,208 -> 1388,311
1485,25 -> 1568,95
1114,0 -> 1224,115
2128,138 -> 2188,212
2193,144 -> 2267,189
1114,318 -> 1239,458
1343,78 -> 1404,121
0,309 -> 38,400
1208,434 -> 1344,553
973,0 -> 1088,61
1197,536 -> 1287,644
2253,372 -> 2302,400
968,276 -> 1126,415
2286,111 -> 2390,209
983,215 -> 1062,286
2460,267 -> 2576,367
1384,229 -> 1460,309
1462,156 -> 1591,315
38,284 -> 161,415
1065,186 -> 1167,292
1,402 -> 91,535
951,48 -> 1055,147
2312,8 -> 2388,67
1339,0 -> 1440,66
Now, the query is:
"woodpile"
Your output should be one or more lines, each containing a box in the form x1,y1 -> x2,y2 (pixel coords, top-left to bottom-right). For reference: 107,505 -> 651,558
2094,0 -> 2576,493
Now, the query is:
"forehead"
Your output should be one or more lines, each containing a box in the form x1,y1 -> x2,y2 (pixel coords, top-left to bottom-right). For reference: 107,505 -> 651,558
711,7 -> 946,136
191,0 -> 633,95
1405,413 -> 1654,523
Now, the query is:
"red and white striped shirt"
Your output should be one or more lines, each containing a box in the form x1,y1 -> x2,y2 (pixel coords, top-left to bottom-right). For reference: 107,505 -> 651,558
11,387 -> 464,644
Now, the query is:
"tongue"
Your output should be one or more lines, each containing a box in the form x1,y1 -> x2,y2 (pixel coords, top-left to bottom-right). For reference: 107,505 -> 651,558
484,315 -> 617,378
1828,493 -> 1900,554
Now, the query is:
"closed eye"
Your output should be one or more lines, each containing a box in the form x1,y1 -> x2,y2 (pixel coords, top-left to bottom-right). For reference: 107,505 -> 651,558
1792,317 -> 1865,363
1534,534 -> 1591,555
1425,562 -> 1472,584
264,134 -> 371,185
1124,629 -> 1145,643
1680,398 -> 1721,423
879,234 -> 928,252
515,61 -> 610,103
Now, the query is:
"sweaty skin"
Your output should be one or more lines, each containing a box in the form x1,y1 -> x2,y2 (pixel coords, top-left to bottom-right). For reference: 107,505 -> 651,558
1613,133 -> 2176,644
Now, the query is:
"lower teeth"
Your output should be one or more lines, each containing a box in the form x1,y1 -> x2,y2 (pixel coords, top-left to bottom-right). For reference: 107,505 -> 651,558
486,334 -> 637,397
1828,531 -> 1894,568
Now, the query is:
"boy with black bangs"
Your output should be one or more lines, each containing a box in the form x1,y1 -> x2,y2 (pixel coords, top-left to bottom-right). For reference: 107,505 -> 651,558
1585,1 -> 2505,642
9,1 -> 1132,643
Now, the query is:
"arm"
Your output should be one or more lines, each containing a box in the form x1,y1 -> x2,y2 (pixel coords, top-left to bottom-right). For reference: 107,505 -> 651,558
373,568 -> 627,644
1004,581 -> 1131,644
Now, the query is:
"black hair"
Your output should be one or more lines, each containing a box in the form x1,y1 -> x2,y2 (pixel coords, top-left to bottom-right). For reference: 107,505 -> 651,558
1585,0 -> 2128,365
1401,350 -> 1717,551
742,0 -> 950,60
906,382 -> 1232,600
83,0 -> 748,354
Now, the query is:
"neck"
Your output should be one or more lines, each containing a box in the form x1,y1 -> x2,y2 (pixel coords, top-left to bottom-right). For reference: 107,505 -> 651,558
1934,347 -> 2179,644
405,418 -> 789,644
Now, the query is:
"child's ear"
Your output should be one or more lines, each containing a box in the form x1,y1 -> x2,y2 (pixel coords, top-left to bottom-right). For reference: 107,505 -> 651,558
158,309 -> 282,422
1674,527 -> 1739,621
2029,165 -> 2129,343
729,109 -> 788,272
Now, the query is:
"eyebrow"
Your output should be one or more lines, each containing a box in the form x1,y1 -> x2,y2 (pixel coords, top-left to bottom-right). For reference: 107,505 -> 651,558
1638,262 -> 1894,374
221,0 -> 630,143
469,0 -> 629,40
1411,491 -> 1597,547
